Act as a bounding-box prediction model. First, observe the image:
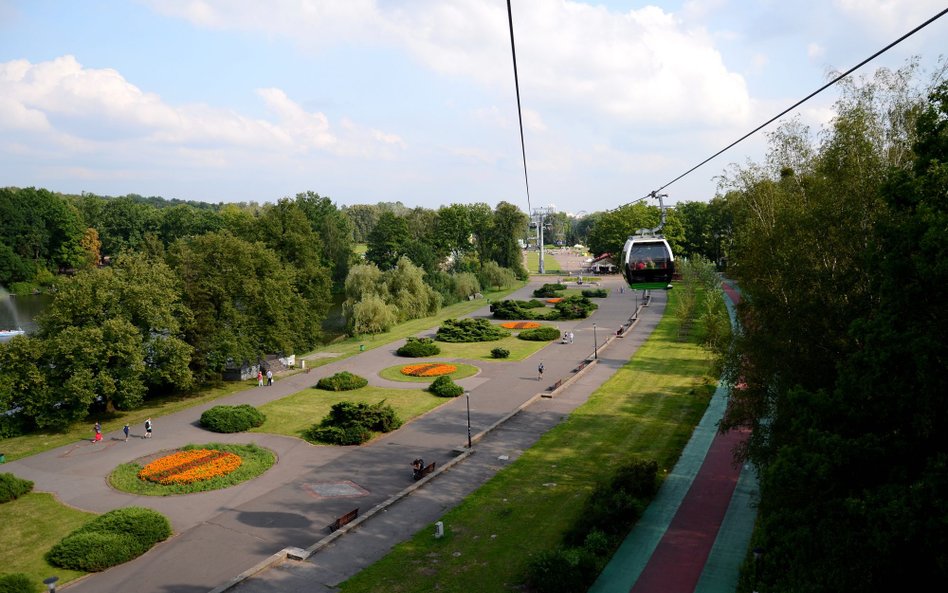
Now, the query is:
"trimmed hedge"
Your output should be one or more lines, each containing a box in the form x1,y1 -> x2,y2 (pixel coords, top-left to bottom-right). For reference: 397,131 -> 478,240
397,337 -> 441,357
0,573 -> 35,593
436,318 -> 510,343
518,326 -> 561,341
533,283 -> 566,298
199,404 -> 266,433
304,400 -> 402,445
491,347 -> 510,359
581,288 -> 608,298
0,473 -> 33,503
316,371 -> 369,391
492,296 -> 598,321
47,507 -> 172,572
428,375 -> 464,398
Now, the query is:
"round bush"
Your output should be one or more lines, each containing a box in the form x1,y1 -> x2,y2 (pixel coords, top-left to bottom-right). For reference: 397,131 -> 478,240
429,375 -> 464,398
305,424 -> 373,446
396,337 -> 441,357
317,371 -> 369,391
491,347 -> 510,359
200,404 -> 266,433
0,573 -> 34,593
47,507 -> 171,572
0,472 -> 34,503
518,326 -> 561,341
47,531 -> 143,572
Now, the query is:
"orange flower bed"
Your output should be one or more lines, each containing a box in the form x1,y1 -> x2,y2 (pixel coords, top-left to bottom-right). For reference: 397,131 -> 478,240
138,449 -> 242,485
546,298 -> 563,303
500,321 -> 541,330
401,363 -> 457,377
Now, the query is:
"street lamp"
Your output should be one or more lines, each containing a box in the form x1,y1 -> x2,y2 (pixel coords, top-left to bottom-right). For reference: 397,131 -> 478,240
465,391 -> 472,449
593,323 -> 598,359
43,576 -> 58,593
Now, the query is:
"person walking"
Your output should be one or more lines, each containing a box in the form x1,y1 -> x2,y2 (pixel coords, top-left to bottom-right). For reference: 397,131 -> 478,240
123,424 -> 130,442
538,362 -> 544,381
144,418 -> 152,438
257,369 -> 264,387
266,369 -> 273,386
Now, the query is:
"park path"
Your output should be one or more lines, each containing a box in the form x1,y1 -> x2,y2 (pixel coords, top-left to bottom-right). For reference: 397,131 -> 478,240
589,279 -> 757,593
4,274 -> 649,593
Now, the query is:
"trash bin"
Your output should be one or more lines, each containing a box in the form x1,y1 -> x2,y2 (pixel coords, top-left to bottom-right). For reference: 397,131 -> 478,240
0,453 -> 5,464
359,344 -> 365,352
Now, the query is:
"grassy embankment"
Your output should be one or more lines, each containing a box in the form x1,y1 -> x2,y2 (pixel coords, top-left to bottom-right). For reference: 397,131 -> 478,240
524,250 -> 562,274
338,287 -> 718,593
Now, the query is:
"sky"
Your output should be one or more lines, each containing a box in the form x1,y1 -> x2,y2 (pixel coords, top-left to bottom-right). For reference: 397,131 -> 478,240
1,1 -> 946,214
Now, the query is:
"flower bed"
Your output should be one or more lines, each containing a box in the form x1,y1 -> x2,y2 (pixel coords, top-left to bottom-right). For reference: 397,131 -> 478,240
138,449 -> 242,485
401,363 -> 458,377
545,298 -> 563,303
500,321 -> 542,330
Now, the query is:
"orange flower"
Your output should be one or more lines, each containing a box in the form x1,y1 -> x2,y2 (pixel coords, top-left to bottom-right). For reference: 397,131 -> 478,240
401,363 -> 457,377
500,321 -> 541,329
139,449 -> 242,485
546,298 -> 563,303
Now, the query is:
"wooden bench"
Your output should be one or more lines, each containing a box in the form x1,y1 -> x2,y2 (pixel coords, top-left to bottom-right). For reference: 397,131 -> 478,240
328,507 -> 359,532
414,461 -> 436,481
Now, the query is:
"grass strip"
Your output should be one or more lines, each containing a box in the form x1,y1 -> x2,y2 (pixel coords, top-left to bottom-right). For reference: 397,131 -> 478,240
338,288 -> 717,593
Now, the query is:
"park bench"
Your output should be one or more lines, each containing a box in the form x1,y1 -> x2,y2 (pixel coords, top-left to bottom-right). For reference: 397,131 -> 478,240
413,461 -> 436,480
328,507 -> 359,532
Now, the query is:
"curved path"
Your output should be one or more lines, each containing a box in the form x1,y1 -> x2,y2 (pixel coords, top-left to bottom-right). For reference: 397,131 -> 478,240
4,275 -> 652,593
589,280 -> 757,593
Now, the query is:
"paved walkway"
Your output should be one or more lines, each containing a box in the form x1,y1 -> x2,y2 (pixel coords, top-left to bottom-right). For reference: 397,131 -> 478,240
5,274 -> 652,593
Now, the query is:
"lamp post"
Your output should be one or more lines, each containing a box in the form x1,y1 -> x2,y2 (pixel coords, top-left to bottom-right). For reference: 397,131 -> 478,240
465,391 -> 472,449
593,323 -> 598,359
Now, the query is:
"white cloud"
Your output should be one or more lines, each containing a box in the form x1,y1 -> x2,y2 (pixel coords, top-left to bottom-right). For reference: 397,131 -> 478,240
0,55 -> 404,165
147,0 -> 752,128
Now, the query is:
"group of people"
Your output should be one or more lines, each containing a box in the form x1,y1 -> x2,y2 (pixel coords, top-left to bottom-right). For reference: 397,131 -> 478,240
92,418 -> 152,443
256,369 -> 274,387
560,331 -> 575,345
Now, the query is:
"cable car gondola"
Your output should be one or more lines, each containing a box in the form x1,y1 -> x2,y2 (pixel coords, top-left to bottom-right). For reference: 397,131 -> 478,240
620,192 -> 675,290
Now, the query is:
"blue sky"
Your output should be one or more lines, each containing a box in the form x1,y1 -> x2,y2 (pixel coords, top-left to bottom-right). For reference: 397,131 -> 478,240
1,1 -> 945,214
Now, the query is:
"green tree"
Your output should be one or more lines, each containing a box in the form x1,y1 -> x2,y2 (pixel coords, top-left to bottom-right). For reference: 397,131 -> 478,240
365,212 -> 410,270
295,191 -> 355,285
488,202 -> 529,277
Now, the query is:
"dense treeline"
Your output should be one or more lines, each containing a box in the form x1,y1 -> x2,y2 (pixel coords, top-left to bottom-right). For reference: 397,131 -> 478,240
720,63 -> 948,591
0,188 -> 535,433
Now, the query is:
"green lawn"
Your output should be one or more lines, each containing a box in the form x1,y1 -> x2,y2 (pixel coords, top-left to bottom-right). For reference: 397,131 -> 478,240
252,386 -> 445,439
524,250 -> 562,274
338,289 -> 717,593
0,493 -> 95,590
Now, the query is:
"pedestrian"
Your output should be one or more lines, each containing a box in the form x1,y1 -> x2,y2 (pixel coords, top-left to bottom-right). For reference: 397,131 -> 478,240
266,369 -> 273,386
94,421 -> 101,434
538,362 -> 544,381
569,331 -> 574,344
123,424 -> 130,442
257,369 -> 264,387
144,417 -> 152,438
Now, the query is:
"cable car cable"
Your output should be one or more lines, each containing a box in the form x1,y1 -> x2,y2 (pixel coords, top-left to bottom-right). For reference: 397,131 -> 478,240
613,6 -> 948,212
507,0 -> 532,214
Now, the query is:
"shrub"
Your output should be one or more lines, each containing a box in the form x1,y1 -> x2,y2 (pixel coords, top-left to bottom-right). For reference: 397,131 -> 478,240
581,288 -> 608,298
518,326 -> 561,341
436,318 -> 510,342
0,573 -> 33,593
525,546 -> 599,593
490,300 -> 538,320
491,347 -> 510,359
533,283 -> 566,298
429,375 -> 464,397
199,404 -> 266,433
553,295 -> 599,320
304,400 -> 402,445
317,371 -> 369,391
47,507 -> 172,572
396,337 -> 441,357
0,473 -> 34,503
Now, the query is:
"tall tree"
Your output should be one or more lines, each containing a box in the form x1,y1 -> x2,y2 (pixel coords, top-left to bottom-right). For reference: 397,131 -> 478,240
488,201 -> 529,276
365,212 -> 410,270
294,191 -> 354,285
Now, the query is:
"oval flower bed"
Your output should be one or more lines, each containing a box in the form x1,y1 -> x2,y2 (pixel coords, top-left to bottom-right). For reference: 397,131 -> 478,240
138,449 -> 242,485
401,363 -> 458,377
500,321 -> 541,330
545,298 -> 563,304
109,443 -> 275,496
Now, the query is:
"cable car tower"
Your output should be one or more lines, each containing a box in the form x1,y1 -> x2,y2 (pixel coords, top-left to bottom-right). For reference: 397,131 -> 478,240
620,191 -> 675,290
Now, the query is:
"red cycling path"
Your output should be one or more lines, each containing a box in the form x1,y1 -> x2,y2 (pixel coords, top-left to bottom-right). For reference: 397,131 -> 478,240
590,281 -> 757,593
